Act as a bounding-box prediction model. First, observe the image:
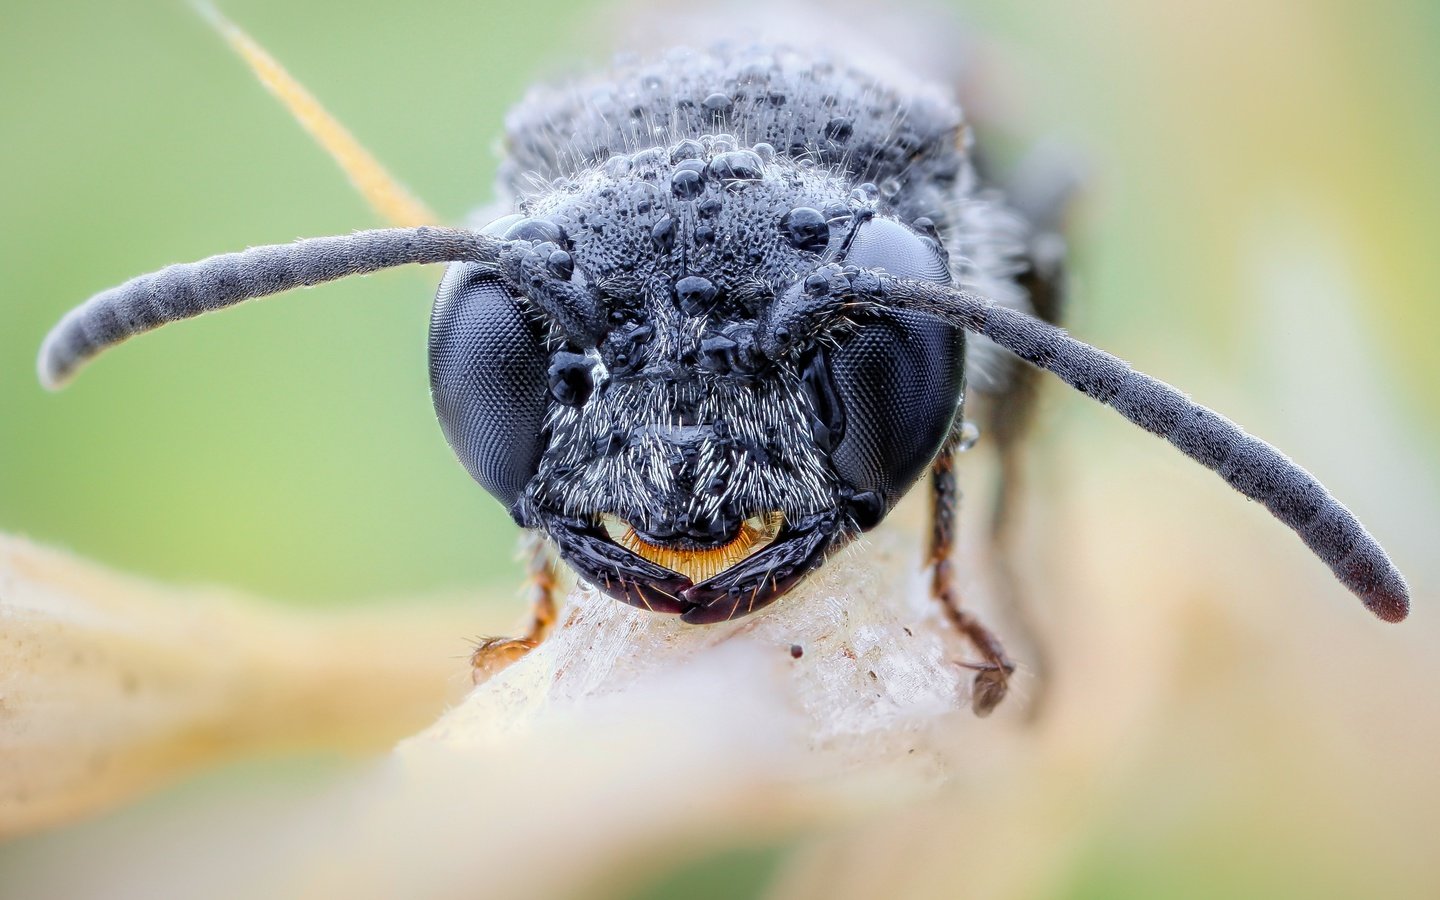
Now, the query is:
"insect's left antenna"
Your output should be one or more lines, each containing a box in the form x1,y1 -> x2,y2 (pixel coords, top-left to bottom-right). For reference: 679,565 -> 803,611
822,275 -> 1411,624
38,227 -> 503,389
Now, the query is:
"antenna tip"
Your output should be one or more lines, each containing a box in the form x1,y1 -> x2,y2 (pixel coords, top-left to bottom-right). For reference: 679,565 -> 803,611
1369,585 -> 1410,624
36,331 -> 70,392
1339,545 -> 1411,623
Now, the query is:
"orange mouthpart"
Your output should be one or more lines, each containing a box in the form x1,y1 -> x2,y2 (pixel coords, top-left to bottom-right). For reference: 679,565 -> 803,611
611,513 -> 784,583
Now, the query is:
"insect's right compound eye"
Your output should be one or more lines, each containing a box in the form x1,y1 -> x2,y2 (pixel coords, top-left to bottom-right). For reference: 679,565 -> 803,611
429,264 -> 550,511
819,218 -> 963,516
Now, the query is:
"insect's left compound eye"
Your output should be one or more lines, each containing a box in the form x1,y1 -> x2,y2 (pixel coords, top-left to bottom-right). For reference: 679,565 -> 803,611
819,218 -> 964,521
843,216 -> 950,283
429,263 -> 550,511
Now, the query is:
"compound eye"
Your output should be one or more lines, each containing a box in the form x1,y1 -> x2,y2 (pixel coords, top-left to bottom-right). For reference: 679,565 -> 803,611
822,218 -> 961,517
429,264 -> 550,510
825,311 -> 965,511
843,217 -> 950,284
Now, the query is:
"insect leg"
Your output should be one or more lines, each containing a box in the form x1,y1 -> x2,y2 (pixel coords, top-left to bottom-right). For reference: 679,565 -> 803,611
929,435 -> 1015,717
470,534 -> 561,683
976,188 -> 1072,719
985,148 -> 1074,541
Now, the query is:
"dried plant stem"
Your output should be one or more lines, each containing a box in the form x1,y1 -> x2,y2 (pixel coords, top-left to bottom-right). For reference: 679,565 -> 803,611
0,537 -> 477,837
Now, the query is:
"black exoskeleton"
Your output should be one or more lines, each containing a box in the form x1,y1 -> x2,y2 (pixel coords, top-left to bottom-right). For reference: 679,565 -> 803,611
38,41 -> 1409,711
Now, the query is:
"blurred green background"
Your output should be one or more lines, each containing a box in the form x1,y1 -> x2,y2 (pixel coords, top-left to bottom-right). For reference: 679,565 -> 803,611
2,1 -> 1439,896
2,0 -> 1436,606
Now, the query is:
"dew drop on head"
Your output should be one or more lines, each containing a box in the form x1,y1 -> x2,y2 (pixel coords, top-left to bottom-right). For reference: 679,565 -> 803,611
956,420 -> 980,453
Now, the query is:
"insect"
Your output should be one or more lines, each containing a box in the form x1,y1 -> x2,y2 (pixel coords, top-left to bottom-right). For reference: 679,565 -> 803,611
37,10 -> 1409,716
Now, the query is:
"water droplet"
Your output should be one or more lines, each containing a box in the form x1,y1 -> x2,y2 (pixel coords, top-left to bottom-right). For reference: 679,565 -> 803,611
671,168 -> 705,200
479,213 -> 524,238
650,215 -> 676,252
823,116 -> 853,143
669,139 -> 704,163
956,420 -> 981,452
602,155 -> 632,177
702,92 -> 733,115
547,352 -> 594,407
699,333 -> 738,374
632,147 -> 665,171
707,149 -> 764,183
503,217 -> 567,247
752,142 -> 776,162
850,183 -> 879,204
803,271 -> 830,295
780,207 -> 829,252
546,249 -> 574,280
674,275 -> 718,316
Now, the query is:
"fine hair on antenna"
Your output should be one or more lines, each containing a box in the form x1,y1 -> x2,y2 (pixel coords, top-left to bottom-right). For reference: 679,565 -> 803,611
38,234 -> 1410,624
37,226 -> 502,389
761,268 -> 1409,623
34,8 -> 1412,712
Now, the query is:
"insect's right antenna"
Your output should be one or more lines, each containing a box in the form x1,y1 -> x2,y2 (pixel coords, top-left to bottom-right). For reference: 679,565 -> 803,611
38,227 -> 502,390
845,276 -> 1411,623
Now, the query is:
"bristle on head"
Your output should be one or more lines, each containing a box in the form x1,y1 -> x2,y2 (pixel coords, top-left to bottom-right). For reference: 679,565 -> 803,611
38,227 -> 502,389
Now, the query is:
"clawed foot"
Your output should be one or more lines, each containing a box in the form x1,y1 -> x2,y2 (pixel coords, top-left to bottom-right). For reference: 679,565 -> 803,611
946,605 -> 1018,717
959,658 -> 1016,718
469,636 -> 539,684
470,537 -> 560,685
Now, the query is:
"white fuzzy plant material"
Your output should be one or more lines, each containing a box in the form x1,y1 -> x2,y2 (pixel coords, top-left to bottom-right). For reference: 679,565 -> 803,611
409,519 -> 971,776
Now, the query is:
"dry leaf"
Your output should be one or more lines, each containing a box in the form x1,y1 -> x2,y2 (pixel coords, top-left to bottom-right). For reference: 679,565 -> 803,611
0,536 -> 477,837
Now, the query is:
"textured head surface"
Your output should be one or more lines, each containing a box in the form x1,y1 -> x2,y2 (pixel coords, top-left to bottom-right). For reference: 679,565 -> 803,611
429,42 -> 1010,613
510,138 -> 880,542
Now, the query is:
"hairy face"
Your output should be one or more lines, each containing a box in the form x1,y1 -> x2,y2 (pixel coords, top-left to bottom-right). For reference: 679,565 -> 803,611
35,24 -> 1406,692
429,135 -> 964,616
520,140 -> 849,551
